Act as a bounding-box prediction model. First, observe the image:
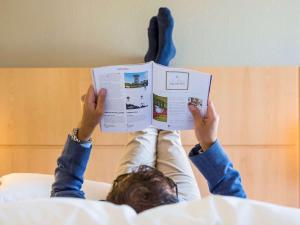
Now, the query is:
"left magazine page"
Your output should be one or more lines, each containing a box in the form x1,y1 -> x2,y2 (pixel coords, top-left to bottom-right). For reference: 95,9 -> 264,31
92,62 -> 153,132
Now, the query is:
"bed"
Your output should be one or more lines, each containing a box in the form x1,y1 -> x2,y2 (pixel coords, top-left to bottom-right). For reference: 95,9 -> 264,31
1,173 -> 300,225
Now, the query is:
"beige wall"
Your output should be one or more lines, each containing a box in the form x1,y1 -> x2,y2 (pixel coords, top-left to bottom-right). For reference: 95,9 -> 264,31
0,0 -> 300,67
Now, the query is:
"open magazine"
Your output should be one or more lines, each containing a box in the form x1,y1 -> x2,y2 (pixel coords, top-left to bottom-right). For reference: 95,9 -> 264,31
92,62 -> 212,132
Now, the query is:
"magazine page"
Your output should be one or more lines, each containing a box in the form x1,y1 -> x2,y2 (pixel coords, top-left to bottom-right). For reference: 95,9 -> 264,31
152,63 -> 212,130
92,62 -> 152,132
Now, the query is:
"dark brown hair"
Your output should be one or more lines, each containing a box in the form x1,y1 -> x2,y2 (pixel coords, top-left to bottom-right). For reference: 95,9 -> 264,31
106,165 -> 179,213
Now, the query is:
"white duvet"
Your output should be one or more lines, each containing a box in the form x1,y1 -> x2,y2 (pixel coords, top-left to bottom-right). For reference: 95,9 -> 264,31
0,195 -> 300,225
1,173 -> 300,224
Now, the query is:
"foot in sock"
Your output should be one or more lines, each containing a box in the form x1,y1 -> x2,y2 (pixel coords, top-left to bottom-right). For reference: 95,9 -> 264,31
144,16 -> 159,63
156,7 -> 176,66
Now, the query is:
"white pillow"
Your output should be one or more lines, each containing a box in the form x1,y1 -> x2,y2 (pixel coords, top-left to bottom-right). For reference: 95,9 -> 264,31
0,173 -> 112,203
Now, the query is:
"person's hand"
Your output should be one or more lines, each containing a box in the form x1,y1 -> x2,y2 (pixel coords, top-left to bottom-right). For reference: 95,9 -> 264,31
188,100 -> 219,151
77,85 -> 107,141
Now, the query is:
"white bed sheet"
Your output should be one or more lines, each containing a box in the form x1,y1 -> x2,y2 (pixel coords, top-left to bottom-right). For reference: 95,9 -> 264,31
0,195 -> 299,225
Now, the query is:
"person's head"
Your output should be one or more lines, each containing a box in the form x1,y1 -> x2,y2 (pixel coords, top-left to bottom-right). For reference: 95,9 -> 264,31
106,165 -> 179,213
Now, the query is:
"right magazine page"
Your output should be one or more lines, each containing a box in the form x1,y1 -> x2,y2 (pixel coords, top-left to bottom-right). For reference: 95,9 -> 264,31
151,63 -> 212,130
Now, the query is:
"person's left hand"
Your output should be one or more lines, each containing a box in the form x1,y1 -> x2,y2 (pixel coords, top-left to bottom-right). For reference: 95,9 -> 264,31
188,100 -> 219,151
77,85 -> 107,141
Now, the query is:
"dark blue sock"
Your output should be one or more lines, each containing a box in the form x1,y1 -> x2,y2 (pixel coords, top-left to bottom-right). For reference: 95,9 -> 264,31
155,7 -> 176,66
144,16 -> 159,62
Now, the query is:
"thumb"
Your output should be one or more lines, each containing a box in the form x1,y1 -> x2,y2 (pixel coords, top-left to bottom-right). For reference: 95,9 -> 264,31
207,100 -> 218,119
188,104 -> 203,125
96,88 -> 107,113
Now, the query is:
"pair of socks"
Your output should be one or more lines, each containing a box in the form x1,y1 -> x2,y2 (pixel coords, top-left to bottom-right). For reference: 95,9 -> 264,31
144,7 -> 176,66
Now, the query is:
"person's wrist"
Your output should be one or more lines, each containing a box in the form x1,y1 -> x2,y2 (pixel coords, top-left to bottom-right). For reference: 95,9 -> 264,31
199,139 -> 216,152
77,126 -> 94,141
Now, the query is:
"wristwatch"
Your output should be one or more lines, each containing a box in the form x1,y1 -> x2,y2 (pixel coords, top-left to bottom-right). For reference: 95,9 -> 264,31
195,144 -> 205,154
70,128 -> 92,143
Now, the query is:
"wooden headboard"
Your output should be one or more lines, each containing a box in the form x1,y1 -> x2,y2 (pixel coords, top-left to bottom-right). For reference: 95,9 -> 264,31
0,67 -> 299,207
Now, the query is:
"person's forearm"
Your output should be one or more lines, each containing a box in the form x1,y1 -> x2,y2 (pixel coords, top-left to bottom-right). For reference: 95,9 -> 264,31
51,135 -> 92,198
189,140 -> 246,198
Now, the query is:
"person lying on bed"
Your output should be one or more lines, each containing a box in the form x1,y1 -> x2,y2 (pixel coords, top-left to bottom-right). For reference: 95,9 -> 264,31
51,7 -> 246,213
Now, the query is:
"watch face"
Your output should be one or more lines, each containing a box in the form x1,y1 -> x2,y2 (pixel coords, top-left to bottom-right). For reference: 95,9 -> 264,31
70,128 -> 80,143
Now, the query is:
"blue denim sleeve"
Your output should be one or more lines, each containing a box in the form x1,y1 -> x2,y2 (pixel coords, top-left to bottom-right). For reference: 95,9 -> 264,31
189,140 -> 246,198
50,135 -> 92,198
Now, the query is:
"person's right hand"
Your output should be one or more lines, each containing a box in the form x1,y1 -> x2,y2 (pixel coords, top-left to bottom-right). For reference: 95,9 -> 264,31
77,85 -> 107,141
188,100 -> 219,151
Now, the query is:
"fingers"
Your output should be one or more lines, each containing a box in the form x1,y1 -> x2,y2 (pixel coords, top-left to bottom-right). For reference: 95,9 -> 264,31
207,100 -> 219,121
188,104 -> 203,125
96,88 -> 107,114
189,100 -> 219,122
85,85 -> 96,105
207,100 -> 215,117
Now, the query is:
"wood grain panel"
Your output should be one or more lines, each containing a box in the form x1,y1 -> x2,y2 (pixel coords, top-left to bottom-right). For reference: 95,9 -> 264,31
0,68 -> 129,146
1,146 -> 124,181
181,67 -> 299,146
10,147 -> 61,175
0,149 -> 12,176
0,68 -> 84,145
0,146 -> 124,181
